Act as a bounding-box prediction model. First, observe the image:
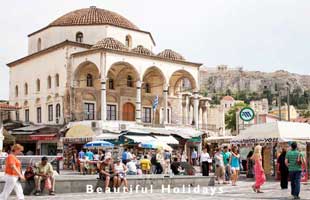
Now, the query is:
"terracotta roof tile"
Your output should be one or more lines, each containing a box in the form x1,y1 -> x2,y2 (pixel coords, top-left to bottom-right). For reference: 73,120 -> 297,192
157,49 -> 185,61
91,37 -> 128,51
49,6 -> 139,30
131,45 -> 154,56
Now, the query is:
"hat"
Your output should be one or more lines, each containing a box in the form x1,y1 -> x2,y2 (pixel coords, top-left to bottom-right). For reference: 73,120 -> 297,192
116,157 -> 121,162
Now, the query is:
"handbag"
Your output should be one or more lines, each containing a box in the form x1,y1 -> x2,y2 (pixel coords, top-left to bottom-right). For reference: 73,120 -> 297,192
45,177 -> 52,190
296,153 -> 303,166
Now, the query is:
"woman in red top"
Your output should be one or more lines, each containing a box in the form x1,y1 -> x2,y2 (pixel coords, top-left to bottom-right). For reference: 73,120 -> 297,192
0,144 -> 25,200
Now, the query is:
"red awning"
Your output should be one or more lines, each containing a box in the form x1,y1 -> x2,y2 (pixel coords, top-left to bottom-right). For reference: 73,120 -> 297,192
29,134 -> 56,141
0,103 -> 21,110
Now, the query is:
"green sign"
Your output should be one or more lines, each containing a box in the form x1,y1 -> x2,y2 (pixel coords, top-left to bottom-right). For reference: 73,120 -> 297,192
239,107 -> 255,122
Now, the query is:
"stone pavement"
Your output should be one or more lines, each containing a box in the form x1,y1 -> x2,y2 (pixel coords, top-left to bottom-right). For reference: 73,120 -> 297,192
9,181 -> 310,200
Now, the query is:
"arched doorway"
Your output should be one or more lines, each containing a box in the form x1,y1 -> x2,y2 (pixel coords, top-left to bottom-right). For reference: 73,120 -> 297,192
123,102 -> 135,121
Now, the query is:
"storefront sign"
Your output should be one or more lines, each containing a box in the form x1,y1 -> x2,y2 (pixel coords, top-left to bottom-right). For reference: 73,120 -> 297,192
29,135 -> 56,141
239,107 -> 255,121
231,137 -> 279,144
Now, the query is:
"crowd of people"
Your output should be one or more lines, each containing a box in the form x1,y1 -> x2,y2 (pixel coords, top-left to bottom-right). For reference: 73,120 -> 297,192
0,142 -> 306,199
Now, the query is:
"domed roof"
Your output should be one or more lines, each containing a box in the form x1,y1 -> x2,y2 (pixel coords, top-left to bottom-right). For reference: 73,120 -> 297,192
49,6 -> 139,30
222,96 -> 235,101
131,45 -> 154,56
92,37 -> 128,51
157,49 -> 185,61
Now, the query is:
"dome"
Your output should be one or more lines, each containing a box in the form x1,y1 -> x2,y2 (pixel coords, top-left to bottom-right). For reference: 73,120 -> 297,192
222,96 -> 235,101
157,49 -> 185,61
91,37 -> 128,51
131,45 -> 154,56
49,6 -> 139,30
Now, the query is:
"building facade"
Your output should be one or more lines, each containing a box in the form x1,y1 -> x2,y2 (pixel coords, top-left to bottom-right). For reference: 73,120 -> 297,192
8,7 -> 209,129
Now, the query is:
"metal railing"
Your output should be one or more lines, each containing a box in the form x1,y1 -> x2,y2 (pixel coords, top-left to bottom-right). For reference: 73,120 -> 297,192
0,156 -> 61,174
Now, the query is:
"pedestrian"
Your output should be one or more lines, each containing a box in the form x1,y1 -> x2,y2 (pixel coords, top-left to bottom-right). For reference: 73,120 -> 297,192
246,149 -> 254,178
214,147 -> 225,184
0,144 -> 25,200
285,142 -> 305,199
122,149 -> 128,165
113,158 -> 128,192
191,148 -> 198,166
140,155 -> 152,174
251,145 -> 265,193
278,147 -> 289,189
200,148 -> 210,176
126,157 -> 137,175
229,146 -> 240,186
222,146 -> 231,184
164,150 -> 171,174
155,149 -> 164,174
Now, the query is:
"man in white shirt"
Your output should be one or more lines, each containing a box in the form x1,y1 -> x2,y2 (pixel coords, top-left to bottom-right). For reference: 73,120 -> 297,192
200,148 -> 210,176
126,158 -> 137,175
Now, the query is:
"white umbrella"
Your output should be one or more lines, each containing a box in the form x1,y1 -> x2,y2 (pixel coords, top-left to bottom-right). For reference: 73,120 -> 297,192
231,121 -> 310,144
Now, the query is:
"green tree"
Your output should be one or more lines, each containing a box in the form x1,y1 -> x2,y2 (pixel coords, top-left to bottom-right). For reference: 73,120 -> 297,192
225,102 -> 248,132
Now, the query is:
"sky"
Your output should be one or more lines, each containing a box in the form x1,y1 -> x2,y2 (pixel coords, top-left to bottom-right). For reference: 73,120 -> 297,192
1,0 -> 310,100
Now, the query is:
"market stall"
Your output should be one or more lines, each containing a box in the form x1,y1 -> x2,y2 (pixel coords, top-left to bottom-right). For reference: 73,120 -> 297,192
231,121 -> 310,180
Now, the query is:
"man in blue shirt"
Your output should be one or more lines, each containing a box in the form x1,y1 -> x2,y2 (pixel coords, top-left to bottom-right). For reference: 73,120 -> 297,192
122,149 -> 128,164
85,149 -> 94,161
78,149 -> 85,159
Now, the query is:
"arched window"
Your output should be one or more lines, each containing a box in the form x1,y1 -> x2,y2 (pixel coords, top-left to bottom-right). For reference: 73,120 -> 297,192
56,104 -> 61,119
55,74 -> 60,87
127,75 -> 133,87
47,75 -> 52,89
145,83 -> 151,93
24,83 -> 28,95
15,85 -> 18,97
125,35 -> 132,48
86,74 -> 93,87
36,79 -> 40,92
109,79 -> 114,90
37,38 -> 42,51
76,32 -> 83,43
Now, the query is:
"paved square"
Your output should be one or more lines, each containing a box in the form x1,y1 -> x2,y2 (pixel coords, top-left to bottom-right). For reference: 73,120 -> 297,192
10,181 -> 310,200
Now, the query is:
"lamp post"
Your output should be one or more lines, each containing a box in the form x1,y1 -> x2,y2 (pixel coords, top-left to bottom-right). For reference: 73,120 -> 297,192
287,82 -> 291,122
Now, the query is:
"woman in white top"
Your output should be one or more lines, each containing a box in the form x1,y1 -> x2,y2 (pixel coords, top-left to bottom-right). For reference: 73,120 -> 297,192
113,158 -> 128,191
200,148 -> 211,176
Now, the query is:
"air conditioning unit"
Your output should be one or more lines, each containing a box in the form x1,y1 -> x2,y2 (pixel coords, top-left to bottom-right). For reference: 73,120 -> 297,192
119,124 -> 127,131
91,121 -> 99,129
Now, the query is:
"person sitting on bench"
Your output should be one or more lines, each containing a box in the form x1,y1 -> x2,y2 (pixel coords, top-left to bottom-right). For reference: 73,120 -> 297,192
34,157 -> 55,196
98,156 -> 114,192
